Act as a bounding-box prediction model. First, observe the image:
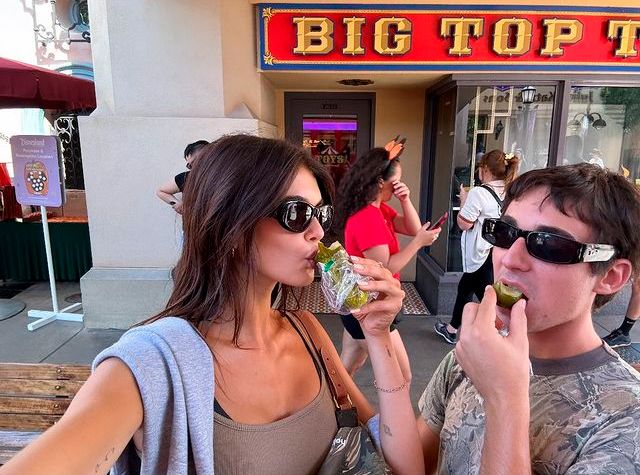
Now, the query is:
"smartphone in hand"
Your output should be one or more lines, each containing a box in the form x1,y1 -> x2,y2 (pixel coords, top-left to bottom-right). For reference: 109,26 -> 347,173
428,211 -> 449,230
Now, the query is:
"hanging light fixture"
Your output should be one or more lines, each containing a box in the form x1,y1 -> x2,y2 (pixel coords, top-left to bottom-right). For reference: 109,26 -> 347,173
337,79 -> 374,86
568,111 -> 607,130
521,85 -> 536,105
591,113 -> 607,130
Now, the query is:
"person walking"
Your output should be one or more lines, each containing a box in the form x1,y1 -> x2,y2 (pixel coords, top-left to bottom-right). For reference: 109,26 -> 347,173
435,150 -> 519,344
603,277 -> 640,347
335,139 -> 441,382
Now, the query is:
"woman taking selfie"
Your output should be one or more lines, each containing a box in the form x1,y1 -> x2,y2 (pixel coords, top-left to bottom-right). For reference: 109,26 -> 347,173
0,135 -> 421,475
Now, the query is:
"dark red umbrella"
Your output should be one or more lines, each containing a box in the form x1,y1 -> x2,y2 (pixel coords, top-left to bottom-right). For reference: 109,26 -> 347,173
0,57 -> 96,110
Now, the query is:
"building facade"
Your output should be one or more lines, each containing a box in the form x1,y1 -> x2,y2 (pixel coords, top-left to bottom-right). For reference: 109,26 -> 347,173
80,0 -> 640,327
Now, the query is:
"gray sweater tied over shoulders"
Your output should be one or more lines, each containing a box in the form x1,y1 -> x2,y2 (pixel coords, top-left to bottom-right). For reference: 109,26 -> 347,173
93,317 -> 215,475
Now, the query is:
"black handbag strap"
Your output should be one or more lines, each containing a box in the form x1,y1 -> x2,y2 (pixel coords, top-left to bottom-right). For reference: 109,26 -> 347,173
480,184 -> 503,211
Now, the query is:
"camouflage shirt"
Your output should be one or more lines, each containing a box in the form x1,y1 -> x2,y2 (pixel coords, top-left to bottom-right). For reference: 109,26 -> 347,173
419,345 -> 640,474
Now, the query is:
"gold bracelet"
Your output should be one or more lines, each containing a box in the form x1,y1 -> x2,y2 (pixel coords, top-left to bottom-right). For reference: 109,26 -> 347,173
373,379 -> 408,393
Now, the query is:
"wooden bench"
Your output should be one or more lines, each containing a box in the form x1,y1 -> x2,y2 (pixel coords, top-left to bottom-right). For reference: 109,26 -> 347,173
0,363 -> 90,465
0,360 -> 638,467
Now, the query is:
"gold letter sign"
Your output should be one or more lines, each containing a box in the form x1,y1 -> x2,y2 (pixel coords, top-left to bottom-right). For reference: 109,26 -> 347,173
607,20 -> 640,57
440,18 -> 484,56
493,18 -> 533,56
540,19 -> 583,56
293,17 -> 334,54
343,17 -> 366,55
374,17 -> 412,55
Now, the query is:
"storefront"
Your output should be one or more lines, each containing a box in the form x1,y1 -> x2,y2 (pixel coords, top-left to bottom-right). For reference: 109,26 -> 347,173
79,1 -> 640,327
258,3 -> 640,313
419,79 -> 640,312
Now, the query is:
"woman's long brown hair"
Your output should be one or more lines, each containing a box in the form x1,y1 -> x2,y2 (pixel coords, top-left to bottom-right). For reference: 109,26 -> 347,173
141,134 -> 334,345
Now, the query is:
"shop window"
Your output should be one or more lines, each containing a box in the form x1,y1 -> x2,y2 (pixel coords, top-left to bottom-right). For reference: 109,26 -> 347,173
565,86 -> 640,187
444,85 -> 556,272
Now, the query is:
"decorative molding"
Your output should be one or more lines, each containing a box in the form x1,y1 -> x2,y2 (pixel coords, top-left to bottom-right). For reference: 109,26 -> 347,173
31,0 -> 90,59
262,7 -> 276,21
263,52 -> 275,65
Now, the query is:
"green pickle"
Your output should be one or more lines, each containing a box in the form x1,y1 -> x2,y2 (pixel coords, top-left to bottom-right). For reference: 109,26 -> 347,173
493,282 -> 524,309
316,242 -> 342,265
316,241 -> 370,311
344,288 -> 368,310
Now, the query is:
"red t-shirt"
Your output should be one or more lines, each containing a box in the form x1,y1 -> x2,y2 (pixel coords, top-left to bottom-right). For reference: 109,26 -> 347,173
344,203 -> 400,280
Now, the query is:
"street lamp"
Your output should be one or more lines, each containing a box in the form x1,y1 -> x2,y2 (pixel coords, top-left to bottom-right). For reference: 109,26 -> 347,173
521,86 -> 536,105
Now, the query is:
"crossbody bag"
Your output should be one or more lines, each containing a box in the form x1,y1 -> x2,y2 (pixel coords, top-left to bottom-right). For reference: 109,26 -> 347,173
294,311 -> 392,475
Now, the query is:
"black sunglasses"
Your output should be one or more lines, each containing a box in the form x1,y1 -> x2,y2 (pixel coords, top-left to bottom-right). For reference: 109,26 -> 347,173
482,218 -> 617,265
272,200 -> 334,233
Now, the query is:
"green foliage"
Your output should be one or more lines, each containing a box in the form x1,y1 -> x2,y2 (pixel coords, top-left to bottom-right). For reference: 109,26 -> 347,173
600,87 -> 640,131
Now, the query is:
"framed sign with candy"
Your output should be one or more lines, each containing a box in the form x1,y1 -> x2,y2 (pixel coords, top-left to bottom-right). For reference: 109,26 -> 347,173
10,135 -> 64,207
9,135 -> 84,331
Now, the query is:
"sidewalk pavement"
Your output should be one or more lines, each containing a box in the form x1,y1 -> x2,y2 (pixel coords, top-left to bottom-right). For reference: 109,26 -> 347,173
1,282 -> 639,409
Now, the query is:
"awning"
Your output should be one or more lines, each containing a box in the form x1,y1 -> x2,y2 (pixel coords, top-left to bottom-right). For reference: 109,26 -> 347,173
0,57 -> 96,110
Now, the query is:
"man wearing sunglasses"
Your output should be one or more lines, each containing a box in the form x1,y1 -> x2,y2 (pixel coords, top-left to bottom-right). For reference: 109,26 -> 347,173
417,164 -> 640,474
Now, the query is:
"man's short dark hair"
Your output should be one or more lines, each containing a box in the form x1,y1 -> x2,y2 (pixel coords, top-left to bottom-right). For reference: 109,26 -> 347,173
184,140 -> 209,159
503,163 -> 640,309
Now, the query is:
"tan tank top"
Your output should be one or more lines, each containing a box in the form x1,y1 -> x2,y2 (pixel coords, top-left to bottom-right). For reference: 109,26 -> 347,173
212,314 -> 338,475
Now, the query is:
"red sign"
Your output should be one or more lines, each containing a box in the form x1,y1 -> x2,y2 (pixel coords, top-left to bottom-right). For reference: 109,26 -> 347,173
258,4 -> 640,72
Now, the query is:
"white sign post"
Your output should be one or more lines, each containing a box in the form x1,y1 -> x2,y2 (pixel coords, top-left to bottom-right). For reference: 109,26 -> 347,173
10,135 -> 84,331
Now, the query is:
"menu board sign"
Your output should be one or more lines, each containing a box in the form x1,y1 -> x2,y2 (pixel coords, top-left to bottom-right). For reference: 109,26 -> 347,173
10,135 -> 64,207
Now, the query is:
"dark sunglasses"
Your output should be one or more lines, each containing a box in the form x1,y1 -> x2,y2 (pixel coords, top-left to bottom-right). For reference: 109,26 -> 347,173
272,200 -> 334,233
482,218 -> 617,265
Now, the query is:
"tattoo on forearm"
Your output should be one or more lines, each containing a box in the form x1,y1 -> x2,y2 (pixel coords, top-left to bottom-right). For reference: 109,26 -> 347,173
386,346 -> 392,358
383,424 -> 393,437
95,447 -> 116,473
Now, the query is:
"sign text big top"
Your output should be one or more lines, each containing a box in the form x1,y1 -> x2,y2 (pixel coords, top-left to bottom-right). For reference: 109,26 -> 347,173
258,4 -> 640,72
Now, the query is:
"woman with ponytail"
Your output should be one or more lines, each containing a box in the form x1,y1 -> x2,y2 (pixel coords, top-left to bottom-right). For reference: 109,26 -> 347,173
435,150 -> 520,344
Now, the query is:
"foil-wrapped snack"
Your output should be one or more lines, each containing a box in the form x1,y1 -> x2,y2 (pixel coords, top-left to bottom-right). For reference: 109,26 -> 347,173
315,242 -> 378,315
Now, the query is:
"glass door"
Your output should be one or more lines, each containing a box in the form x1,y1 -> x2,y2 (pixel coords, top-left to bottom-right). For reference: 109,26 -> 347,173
302,117 -> 358,187
285,93 -> 374,191
446,84 -> 557,271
